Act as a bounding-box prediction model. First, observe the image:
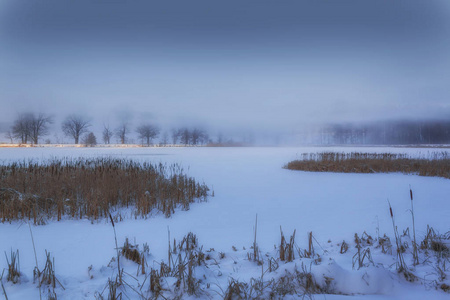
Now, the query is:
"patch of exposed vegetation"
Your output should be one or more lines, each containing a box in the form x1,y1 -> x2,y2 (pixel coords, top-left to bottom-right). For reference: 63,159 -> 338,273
0,158 -> 209,223
285,152 -> 450,179
3,215 -> 449,299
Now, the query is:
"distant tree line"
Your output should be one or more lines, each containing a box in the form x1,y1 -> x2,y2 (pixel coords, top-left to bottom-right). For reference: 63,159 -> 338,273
318,120 -> 450,145
170,128 -> 210,146
10,112 -> 449,146
5,113 -> 213,146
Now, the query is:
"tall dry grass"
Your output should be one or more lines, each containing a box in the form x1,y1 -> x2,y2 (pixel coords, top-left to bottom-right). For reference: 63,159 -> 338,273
0,158 -> 209,223
285,152 -> 450,179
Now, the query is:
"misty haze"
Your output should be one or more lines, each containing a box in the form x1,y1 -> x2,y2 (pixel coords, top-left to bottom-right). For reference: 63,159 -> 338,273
1,0 -> 450,146
1,1 -> 450,300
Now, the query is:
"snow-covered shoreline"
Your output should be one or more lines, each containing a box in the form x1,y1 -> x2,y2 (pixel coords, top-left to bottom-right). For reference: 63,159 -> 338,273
0,147 -> 449,299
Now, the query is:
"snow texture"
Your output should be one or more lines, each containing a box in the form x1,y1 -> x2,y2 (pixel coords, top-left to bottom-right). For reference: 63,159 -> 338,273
0,146 -> 449,299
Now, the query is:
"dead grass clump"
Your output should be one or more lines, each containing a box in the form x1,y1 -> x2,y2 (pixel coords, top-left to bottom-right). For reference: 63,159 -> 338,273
340,241 -> 349,254
33,250 -> 64,300
280,227 -> 296,262
5,249 -> 20,284
272,274 -> 297,297
377,234 -> 393,254
295,266 -> 323,296
178,232 -> 198,252
35,251 -> 56,288
270,265 -> 324,298
224,278 -> 248,300
149,269 -> 162,297
421,226 -> 450,258
388,202 -> 407,273
304,232 -> 315,258
121,238 -> 141,265
107,276 -> 122,300
353,233 -> 374,270
150,232 -> 205,297
221,264 -> 327,299
0,158 -> 210,223
431,241 -> 449,255
285,152 -> 450,179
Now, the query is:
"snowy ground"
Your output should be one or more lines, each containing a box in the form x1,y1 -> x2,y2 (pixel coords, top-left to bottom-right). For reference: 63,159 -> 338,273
0,146 -> 449,299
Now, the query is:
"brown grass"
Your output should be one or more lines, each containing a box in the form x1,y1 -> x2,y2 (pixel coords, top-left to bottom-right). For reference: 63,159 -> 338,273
420,225 -> 450,258
121,238 -> 141,265
5,250 -> 20,284
285,152 -> 450,179
280,227 -> 296,262
0,158 -> 209,224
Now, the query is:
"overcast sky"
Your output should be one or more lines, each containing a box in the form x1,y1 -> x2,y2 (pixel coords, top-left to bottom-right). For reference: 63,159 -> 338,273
1,0 -> 450,139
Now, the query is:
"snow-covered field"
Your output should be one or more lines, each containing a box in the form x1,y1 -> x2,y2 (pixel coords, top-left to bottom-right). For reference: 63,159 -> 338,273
0,146 -> 449,299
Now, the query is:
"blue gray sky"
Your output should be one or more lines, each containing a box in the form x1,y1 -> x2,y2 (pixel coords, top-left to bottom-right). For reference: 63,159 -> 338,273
1,0 -> 450,140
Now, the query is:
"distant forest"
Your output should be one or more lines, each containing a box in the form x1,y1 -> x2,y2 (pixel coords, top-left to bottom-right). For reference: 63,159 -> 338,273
3,113 -> 450,146
314,120 -> 450,145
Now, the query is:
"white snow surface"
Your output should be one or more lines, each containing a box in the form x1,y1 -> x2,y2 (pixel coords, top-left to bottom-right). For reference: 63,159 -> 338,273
0,146 -> 449,299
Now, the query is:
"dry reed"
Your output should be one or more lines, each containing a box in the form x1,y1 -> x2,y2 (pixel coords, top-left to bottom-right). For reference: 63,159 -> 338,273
285,152 -> 450,179
5,250 -> 20,284
0,158 -> 209,223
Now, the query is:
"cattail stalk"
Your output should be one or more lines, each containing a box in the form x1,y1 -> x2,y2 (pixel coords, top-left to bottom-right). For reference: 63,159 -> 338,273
388,200 -> 406,272
410,187 -> 419,265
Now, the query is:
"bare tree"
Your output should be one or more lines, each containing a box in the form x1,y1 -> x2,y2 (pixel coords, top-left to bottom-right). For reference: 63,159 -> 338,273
160,131 -> 169,146
191,128 -> 201,145
62,115 -> 91,144
199,130 -> 210,145
171,128 -> 180,145
115,122 -> 130,144
190,128 -> 209,145
180,128 -> 191,145
53,133 -> 63,144
4,130 -> 14,143
11,113 -> 32,144
217,132 -> 224,144
29,113 -> 53,144
103,124 -> 113,144
136,124 -> 160,146
11,113 -> 52,144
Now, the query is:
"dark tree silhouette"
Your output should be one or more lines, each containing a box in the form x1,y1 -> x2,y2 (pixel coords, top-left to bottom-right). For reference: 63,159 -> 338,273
82,132 -> 97,147
11,113 -> 52,144
115,122 -> 130,144
171,128 -> 181,145
160,131 -> 169,146
102,124 -> 113,144
29,113 -> 53,144
136,124 -> 160,146
62,115 -> 91,144
11,113 -> 32,144
4,130 -> 14,143
180,128 -> 190,145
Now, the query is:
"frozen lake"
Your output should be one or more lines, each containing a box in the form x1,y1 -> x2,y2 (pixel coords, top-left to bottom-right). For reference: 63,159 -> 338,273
0,146 -> 449,299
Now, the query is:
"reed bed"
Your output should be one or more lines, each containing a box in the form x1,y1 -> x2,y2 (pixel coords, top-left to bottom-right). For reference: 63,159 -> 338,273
285,152 -> 450,179
0,158 -> 209,223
